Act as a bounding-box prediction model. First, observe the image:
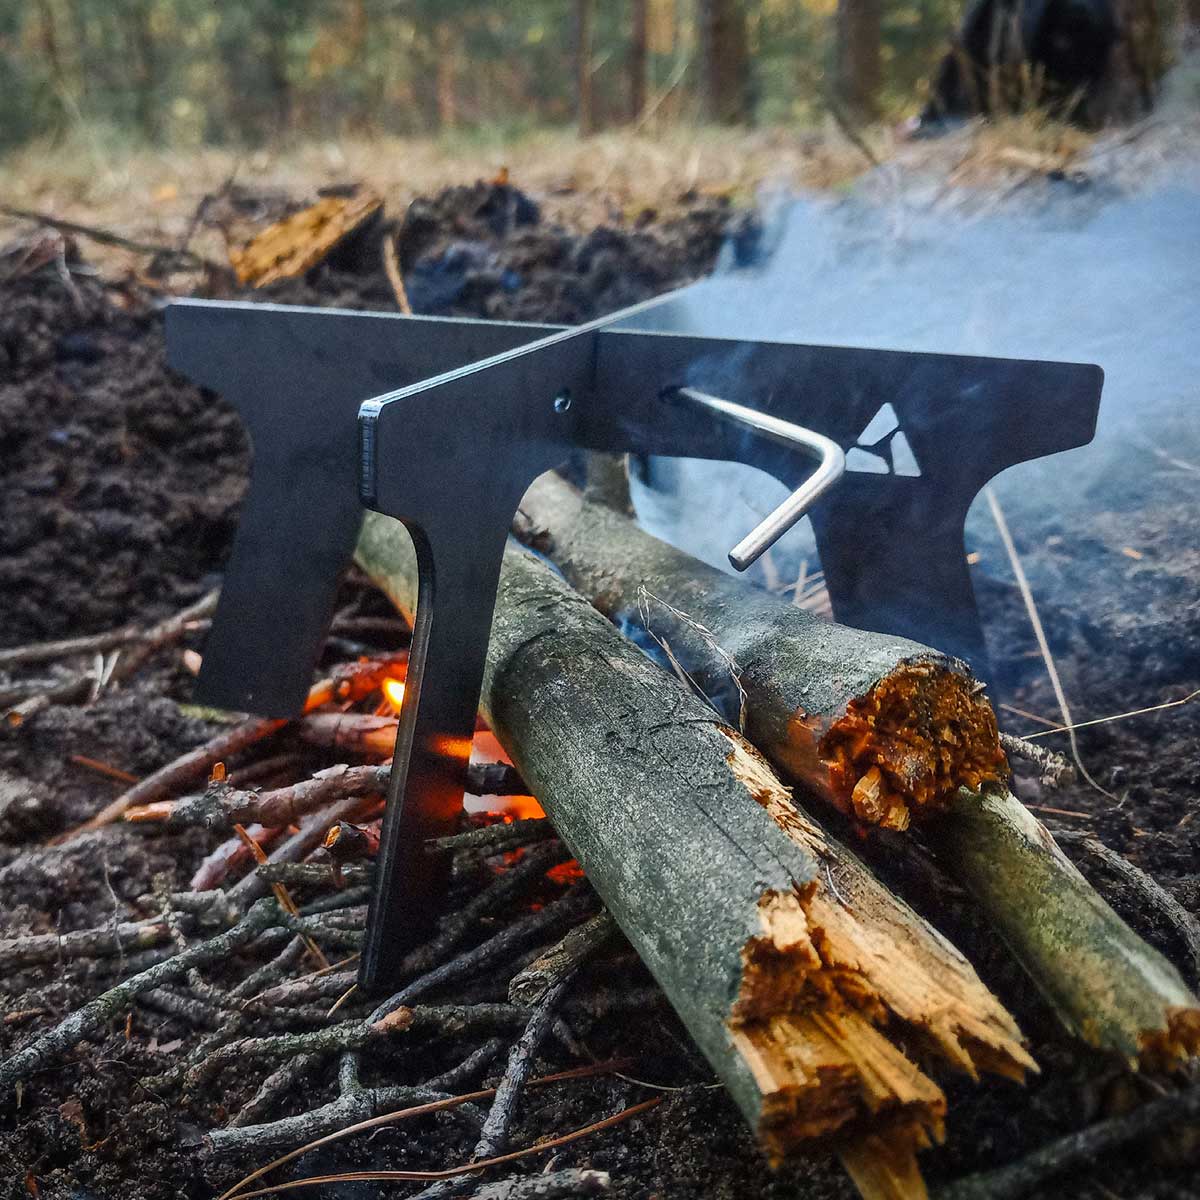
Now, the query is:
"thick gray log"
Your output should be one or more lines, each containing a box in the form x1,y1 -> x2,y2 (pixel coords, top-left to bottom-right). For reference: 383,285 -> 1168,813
518,470 -> 1200,1069
355,512 -> 1030,1172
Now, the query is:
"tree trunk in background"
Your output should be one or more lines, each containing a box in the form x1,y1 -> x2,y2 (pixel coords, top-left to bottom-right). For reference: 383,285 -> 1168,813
1185,0 -> 1200,47
835,0 -> 882,121
576,0 -> 595,134
699,0 -> 750,124
265,24 -> 292,137
33,0 -> 67,97
630,0 -> 649,122
121,0 -> 161,140
434,21 -> 458,130
1087,0 -> 1170,122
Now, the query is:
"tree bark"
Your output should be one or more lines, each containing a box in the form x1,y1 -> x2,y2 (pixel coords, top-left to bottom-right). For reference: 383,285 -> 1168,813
835,0 -> 883,121
629,0 -> 649,122
354,513 -> 1032,1188
699,0 -> 751,124
575,0 -> 595,135
434,20 -> 458,131
518,470 -> 1200,1069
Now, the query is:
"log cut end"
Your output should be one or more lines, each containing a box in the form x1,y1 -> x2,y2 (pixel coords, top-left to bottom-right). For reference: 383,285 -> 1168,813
816,658 -> 1008,830
1137,1007 -> 1200,1071
722,732 -> 1032,1179
730,886 -> 947,1166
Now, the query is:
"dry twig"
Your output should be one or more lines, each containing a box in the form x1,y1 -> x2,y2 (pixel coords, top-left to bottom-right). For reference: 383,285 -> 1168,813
937,1081 -> 1200,1200
509,911 -> 617,1005
0,899 -> 283,1092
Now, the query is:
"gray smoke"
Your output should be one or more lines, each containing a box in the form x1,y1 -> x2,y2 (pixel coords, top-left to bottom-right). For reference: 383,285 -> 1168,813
627,152 -> 1200,603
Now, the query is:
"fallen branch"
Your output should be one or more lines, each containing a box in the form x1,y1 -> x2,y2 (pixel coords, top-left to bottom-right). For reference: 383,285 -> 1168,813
520,471 -> 1200,1070
228,795 -> 377,907
57,653 -> 407,841
251,843 -> 567,1008
0,898 -> 283,1093
0,203 -> 217,269
356,513 -> 1033,1187
0,917 -> 173,970
210,1085 -> 476,1157
998,733 -> 1075,789
55,716 -> 287,842
428,817 -> 553,854
409,982 -> 575,1200
185,1012 -> 410,1088
936,1080 -> 1200,1200
469,1169 -> 610,1199
218,1060 -> 629,1196
228,1097 -> 664,1198
509,912 -> 618,1005
128,761 -> 527,831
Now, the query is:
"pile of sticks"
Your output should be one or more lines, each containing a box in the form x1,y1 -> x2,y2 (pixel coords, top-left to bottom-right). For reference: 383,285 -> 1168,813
3,460 -> 1200,1200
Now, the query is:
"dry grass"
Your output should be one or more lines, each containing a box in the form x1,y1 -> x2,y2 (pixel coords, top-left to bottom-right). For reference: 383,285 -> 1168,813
0,124 -> 877,275
9,109 -> 1190,280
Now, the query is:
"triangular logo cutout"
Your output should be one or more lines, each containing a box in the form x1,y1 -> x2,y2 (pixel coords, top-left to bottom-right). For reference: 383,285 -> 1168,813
849,405 -> 922,477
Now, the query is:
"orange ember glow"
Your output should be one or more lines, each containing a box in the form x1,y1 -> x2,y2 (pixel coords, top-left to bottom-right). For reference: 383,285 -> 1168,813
382,678 -> 406,713
503,794 -> 547,820
547,859 -> 584,885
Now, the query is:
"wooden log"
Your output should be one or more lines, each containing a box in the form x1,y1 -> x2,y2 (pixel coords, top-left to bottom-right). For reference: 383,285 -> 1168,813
518,470 -> 1200,1069
355,513 -> 1033,1194
228,190 -> 382,288
522,472 -> 1007,832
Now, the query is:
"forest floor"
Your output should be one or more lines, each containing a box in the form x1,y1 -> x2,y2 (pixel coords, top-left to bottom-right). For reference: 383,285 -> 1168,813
1,118 -> 1199,1200
0,115 -> 1109,274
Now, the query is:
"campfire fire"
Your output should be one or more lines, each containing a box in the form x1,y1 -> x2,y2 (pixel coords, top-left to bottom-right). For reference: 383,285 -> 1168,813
381,675 -> 406,712
2,153 -> 1198,1200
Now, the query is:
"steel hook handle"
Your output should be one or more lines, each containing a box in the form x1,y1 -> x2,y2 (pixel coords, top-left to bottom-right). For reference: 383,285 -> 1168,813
673,387 -> 846,571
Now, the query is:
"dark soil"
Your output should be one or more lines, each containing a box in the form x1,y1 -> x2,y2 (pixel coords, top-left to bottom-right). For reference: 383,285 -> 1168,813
0,178 -> 1197,1200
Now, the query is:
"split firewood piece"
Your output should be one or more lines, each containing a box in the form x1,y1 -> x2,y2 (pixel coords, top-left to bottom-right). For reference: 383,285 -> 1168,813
522,473 -> 1005,833
355,513 -> 1033,1196
518,470 -> 1200,1070
228,189 -> 383,288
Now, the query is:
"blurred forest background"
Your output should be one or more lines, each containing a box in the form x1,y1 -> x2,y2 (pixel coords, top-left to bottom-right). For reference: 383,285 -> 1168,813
0,0 -> 1027,152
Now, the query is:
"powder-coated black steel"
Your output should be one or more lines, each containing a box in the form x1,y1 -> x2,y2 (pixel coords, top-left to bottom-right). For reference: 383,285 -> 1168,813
166,286 -> 1102,991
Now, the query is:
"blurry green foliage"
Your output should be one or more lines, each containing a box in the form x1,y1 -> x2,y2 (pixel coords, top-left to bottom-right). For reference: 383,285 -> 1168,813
0,0 -> 966,150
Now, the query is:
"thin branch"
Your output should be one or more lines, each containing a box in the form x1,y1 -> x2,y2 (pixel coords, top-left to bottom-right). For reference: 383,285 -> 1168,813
210,1086 -> 477,1157
1020,688 -> 1200,742
0,899 -> 283,1092
999,732 -> 1075,788
468,1168 -> 610,1199
985,488 -> 1115,800
230,1097 -> 663,1197
0,203 -> 218,268
937,1081 -> 1200,1200
218,1060 -> 629,1198
509,911 -> 617,1005
428,817 -> 553,854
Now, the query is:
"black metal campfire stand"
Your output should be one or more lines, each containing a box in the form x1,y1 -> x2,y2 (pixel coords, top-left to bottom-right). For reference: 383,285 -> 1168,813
166,276 -> 1101,993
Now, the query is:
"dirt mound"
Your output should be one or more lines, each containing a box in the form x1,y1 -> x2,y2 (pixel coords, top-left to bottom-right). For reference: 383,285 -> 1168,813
0,181 -> 747,648
262,178 -> 757,322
